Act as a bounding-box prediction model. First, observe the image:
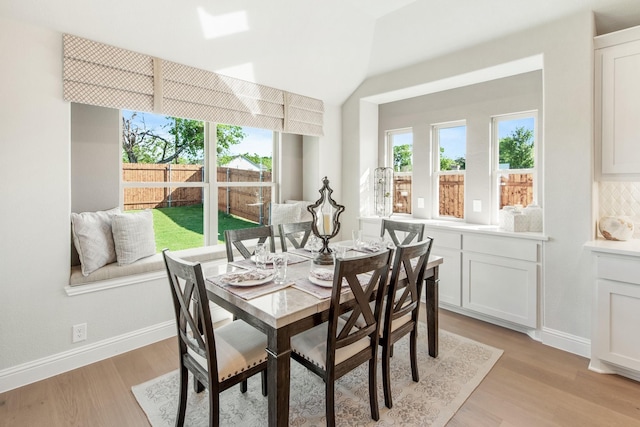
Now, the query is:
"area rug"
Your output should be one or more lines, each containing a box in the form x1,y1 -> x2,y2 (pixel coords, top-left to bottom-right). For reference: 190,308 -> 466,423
132,326 -> 502,426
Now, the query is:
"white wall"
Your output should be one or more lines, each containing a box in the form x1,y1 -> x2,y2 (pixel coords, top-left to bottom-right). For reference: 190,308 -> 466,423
71,103 -> 120,213
0,17 -> 175,387
279,133 -> 303,202
342,12 -> 595,349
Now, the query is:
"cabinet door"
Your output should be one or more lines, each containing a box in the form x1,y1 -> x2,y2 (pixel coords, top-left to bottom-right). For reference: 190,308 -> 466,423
601,40 -> 640,175
462,252 -> 537,328
596,279 -> 640,371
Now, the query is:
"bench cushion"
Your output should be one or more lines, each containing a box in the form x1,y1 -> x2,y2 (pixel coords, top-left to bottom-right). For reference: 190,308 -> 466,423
69,246 -> 226,286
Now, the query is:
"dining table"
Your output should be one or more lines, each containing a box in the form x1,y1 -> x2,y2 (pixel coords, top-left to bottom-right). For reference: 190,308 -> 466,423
201,245 -> 443,427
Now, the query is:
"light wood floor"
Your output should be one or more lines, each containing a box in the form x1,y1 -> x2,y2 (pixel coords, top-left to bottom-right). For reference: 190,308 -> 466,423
2,308 -> 640,426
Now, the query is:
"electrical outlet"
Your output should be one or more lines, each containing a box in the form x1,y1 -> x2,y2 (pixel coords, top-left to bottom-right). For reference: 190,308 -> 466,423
72,323 -> 87,343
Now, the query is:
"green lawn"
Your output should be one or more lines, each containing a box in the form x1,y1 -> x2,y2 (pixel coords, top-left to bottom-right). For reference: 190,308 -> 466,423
149,205 -> 260,252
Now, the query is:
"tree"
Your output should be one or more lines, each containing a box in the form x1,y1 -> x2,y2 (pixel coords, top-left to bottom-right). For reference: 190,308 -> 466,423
499,126 -> 534,169
122,112 -> 246,164
439,147 -> 465,171
393,144 -> 412,172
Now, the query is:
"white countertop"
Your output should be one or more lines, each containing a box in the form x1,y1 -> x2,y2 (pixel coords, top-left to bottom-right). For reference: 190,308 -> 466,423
584,238 -> 640,257
358,216 -> 548,241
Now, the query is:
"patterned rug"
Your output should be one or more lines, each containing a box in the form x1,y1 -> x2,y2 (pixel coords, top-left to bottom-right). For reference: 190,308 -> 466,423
132,326 -> 502,426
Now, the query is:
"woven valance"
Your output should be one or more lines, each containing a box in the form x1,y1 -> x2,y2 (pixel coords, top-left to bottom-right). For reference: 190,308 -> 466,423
63,34 -> 324,136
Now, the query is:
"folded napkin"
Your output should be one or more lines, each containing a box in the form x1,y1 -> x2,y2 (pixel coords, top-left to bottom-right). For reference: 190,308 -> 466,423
310,268 -> 333,281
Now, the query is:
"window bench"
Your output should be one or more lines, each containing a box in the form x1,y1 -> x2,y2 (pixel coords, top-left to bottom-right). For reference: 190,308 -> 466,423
67,245 -> 228,296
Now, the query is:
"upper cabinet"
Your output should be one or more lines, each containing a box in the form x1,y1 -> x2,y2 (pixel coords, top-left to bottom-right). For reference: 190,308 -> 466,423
595,26 -> 640,180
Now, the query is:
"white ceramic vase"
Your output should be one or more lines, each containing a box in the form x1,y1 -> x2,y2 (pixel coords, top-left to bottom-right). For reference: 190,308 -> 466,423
598,216 -> 634,241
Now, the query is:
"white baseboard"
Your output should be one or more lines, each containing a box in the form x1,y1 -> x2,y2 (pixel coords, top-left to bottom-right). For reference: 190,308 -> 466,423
540,326 -> 591,358
0,321 -> 176,393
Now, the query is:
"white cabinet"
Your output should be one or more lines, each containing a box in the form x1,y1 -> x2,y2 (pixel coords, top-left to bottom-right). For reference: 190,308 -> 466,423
590,251 -> 640,379
462,234 -> 539,328
358,217 -> 543,332
595,26 -> 640,179
424,227 -> 462,307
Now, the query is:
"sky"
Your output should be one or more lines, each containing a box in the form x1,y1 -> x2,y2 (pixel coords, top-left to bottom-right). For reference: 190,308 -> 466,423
125,110 -> 533,161
124,110 -> 273,157
440,117 -> 534,159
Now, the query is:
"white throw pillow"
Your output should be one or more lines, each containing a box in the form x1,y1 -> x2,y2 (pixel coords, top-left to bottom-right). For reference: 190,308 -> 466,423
270,203 -> 301,235
286,200 -> 314,222
71,207 -> 121,276
112,210 -> 156,265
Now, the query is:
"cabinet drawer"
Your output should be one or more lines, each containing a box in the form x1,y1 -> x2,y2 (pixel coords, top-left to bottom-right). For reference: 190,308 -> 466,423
597,255 -> 640,285
424,228 -> 462,250
464,234 -> 538,262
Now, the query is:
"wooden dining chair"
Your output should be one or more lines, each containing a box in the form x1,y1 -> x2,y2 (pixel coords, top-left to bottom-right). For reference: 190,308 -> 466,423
278,221 -> 313,252
290,250 -> 392,427
224,225 -> 276,261
162,249 -> 268,427
379,238 -> 433,408
380,219 -> 425,246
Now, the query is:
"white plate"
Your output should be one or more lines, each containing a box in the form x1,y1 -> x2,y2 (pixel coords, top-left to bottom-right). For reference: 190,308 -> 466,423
308,275 -> 333,288
220,271 -> 274,287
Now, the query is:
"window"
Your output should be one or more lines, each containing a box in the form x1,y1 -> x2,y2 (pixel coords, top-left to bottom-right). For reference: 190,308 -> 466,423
433,122 -> 466,219
215,126 -> 274,242
386,129 -> 412,214
492,112 -> 537,214
121,111 -> 275,251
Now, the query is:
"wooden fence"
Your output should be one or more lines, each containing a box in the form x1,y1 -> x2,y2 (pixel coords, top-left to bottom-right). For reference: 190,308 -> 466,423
499,173 -> 533,208
393,175 -> 412,214
439,175 -> 465,218
124,164 -> 532,222
123,164 -> 272,224
391,173 -> 533,218
216,168 -> 272,224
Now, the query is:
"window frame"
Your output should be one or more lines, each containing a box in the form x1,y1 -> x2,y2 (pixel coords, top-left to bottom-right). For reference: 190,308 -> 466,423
120,112 -> 277,248
491,111 -> 539,223
432,120 -> 467,220
385,128 -> 413,215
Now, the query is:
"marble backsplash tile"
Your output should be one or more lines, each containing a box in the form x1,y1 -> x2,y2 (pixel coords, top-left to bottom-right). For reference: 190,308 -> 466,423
599,181 -> 640,239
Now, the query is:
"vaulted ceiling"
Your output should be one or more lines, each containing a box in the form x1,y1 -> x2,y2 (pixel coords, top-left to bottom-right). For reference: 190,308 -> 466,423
2,0 -> 640,105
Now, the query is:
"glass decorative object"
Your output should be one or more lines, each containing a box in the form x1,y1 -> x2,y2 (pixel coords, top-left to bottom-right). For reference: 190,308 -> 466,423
374,167 -> 394,217
308,176 -> 345,265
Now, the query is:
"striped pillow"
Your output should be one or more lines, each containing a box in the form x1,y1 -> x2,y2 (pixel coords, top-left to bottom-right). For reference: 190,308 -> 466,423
112,210 -> 156,265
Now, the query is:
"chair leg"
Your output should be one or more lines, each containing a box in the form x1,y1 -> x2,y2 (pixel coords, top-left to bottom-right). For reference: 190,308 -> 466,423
176,366 -> 189,427
410,328 -> 419,382
381,344 -> 393,409
261,370 -> 268,396
325,378 -> 336,427
194,378 -> 205,393
209,388 -> 220,427
240,379 -> 248,393
369,357 -> 380,421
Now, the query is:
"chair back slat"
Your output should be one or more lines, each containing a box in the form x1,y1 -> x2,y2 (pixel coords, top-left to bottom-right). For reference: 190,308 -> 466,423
163,249 -> 219,380
383,238 -> 433,337
224,225 -> 276,261
380,219 -> 425,246
329,251 -> 392,352
278,221 -> 313,251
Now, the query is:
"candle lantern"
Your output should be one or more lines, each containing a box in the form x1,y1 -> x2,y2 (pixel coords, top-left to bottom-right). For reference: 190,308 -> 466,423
374,167 -> 394,217
308,176 -> 345,265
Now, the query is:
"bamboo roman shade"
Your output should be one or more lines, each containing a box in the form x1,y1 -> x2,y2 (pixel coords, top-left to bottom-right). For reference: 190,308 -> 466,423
63,34 -> 324,136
